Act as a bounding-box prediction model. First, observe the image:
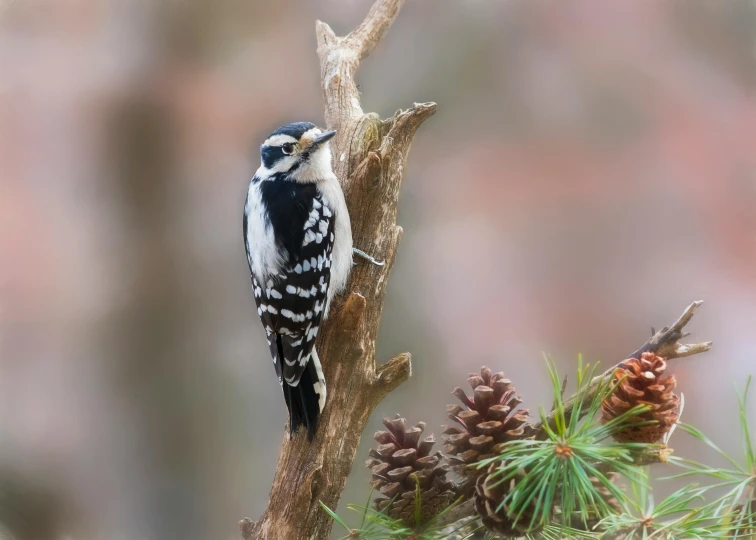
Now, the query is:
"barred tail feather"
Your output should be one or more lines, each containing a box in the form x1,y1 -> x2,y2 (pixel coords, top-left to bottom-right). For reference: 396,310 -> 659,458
282,347 -> 327,441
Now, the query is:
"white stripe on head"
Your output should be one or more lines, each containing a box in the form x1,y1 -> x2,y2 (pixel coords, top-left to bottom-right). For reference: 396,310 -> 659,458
299,127 -> 323,147
254,155 -> 299,180
263,134 -> 297,147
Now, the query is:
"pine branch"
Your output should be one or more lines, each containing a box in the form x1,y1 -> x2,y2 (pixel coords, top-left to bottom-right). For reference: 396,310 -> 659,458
433,447 -> 674,532
240,1 -> 434,538
533,301 -> 711,440
433,302 -> 711,531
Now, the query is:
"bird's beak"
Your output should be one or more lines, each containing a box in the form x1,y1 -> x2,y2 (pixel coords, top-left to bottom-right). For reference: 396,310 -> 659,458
309,130 -> 336,149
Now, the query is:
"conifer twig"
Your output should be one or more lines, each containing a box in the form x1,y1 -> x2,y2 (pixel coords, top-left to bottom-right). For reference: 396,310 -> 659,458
434,446 -> 675,530
435,302 -> 710,530
533,301 -> 711,440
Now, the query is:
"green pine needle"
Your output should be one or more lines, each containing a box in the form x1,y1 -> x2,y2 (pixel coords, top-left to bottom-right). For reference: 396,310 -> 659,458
599,472 -> 738,539
325,363 -> 756,539
527,523 -> 599,539
664,377 -> 756,522
321,494 -> 473,539
478,356 -> 660,533
319,501 -> 353,534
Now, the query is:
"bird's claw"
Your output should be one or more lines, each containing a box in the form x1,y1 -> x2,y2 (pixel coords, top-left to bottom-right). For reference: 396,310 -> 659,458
352,248 -> 385,267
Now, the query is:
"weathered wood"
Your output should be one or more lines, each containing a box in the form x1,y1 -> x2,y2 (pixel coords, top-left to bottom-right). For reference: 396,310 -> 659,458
240,1 -> 435,538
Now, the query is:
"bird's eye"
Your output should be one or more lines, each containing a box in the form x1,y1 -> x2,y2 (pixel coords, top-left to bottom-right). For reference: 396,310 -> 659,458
281,143 -> 295,155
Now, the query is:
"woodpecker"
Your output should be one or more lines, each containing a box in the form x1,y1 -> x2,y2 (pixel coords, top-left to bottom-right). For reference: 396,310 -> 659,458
243,121 -> 353,440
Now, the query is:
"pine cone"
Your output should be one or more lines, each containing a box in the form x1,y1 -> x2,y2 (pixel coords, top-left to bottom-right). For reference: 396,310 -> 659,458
366,415 -> 455,527
474,461 -> 544,536
442,367 -> 533,480
602,352 -> 680,443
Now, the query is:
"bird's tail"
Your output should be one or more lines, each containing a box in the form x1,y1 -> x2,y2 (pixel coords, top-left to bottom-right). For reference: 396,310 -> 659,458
281,347 -> 327,441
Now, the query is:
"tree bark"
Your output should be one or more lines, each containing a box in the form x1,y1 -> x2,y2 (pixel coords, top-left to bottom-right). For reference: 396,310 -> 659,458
240,1 -> 435,538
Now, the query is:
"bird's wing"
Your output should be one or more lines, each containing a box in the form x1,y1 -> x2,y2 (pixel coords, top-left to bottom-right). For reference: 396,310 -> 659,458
253,194 -> 337,386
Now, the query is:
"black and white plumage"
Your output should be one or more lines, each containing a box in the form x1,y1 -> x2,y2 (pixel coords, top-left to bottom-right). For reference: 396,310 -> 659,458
243,122 -> 353,440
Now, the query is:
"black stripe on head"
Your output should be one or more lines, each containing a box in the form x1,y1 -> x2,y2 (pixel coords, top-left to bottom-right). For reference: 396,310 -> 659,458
269,122 -> 317,140
261,145 -> 285,169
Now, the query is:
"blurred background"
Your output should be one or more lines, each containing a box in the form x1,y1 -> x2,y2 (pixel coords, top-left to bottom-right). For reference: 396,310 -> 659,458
1,0 -> 755,538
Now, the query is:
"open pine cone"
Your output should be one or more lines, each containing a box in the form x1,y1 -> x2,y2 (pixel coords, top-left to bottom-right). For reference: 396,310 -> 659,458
602,352 -> 680,443
474,461 -> 544,536
365,415 -> 455,527
442,367 -> 533,480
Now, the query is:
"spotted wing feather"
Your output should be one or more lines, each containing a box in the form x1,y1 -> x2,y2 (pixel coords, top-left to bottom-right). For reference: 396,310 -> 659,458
251,193 -> 336,386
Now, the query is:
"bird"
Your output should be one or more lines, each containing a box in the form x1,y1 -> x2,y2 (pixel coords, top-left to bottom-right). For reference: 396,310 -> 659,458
243,121 -> 354,440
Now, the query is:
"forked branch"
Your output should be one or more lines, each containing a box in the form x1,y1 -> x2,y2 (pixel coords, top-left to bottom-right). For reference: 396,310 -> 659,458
240,1 -> 435,538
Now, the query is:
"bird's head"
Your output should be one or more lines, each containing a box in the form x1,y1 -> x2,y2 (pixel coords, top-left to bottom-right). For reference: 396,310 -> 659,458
257,122 -> 337,183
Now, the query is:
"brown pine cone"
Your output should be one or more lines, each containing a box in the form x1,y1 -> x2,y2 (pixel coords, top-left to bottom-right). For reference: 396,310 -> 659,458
365,415 -> 455,527
442,367 -> 533,480
602,352 -> 680,443
474,461 -> 544,536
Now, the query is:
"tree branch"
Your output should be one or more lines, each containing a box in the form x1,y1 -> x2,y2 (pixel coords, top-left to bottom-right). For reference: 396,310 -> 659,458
626,300 -> 712,361
533,301 -> 711,439
375,352 -> 412,395
240,1 -> 434,538
347,0 -> 404,61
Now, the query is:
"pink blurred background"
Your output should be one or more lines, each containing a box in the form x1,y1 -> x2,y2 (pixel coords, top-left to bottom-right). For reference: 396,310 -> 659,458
1,0 -> 756,538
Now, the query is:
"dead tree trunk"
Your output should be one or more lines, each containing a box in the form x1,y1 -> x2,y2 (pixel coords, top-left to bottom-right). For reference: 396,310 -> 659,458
240,1 -> 435,538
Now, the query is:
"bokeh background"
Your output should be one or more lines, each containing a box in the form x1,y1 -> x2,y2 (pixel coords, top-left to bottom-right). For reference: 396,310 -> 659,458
1,0 -> 756,538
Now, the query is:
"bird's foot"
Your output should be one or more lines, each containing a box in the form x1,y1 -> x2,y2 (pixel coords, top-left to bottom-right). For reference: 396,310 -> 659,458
352,247 -> 384,267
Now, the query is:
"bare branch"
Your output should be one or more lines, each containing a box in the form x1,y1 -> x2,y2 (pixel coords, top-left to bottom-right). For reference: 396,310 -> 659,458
627,301 -> 711,360
316,0 -> 407,127
239,518 -> 255,540
381,103 -> 439,154
346,0 -> 405,62
375,352 -> 412,394
241,0 -> 433,538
